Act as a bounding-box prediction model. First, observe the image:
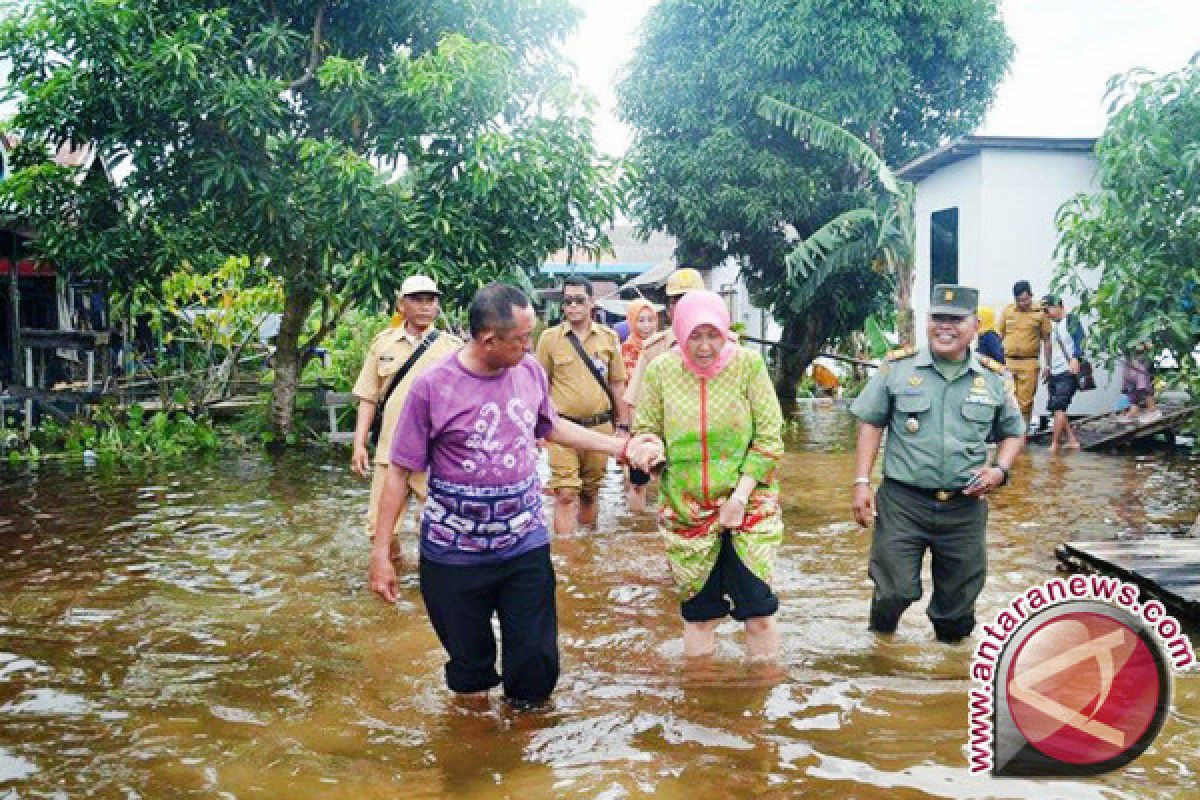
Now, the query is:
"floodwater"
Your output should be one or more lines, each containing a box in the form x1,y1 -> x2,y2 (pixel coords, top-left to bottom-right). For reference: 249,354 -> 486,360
1,408 -> 1198,799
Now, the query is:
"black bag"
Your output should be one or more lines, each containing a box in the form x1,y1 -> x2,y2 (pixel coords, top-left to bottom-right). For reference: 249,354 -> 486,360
368,330 -> 440,445
1053,322 -> 1094,391
1077,359 -> 1096,391
565,329 -> 618,419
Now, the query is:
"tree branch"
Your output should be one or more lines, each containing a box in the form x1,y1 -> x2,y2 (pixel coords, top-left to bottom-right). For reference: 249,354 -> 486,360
287,4 -> 327,92
300,293 -> 349,363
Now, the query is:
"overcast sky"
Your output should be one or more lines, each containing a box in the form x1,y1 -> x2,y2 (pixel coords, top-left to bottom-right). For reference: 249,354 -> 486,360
563,0 -> 1200,158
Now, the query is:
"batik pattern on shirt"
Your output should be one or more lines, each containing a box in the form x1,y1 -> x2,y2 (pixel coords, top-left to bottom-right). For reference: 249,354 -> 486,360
390,353 -> 557,565
421,474 -> 547,561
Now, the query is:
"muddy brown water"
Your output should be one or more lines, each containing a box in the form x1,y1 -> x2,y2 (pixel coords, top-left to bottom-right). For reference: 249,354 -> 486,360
1,409 -> 1198,799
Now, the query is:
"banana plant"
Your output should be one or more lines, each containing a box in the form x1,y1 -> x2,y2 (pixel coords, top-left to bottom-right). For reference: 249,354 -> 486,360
757,97 -> 916,340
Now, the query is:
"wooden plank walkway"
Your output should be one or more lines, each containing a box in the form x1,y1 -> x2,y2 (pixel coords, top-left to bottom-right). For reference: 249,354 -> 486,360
1056,538 -> 1200,621
1029,404 -> 1198,450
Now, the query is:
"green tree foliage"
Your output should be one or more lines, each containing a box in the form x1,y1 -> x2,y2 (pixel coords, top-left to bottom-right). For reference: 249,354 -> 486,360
757,98 -> 916,334
1055,54 -> 1200,398
0,0 -> 625,435
121,256 -> 283,414
618,0 -> 1012,399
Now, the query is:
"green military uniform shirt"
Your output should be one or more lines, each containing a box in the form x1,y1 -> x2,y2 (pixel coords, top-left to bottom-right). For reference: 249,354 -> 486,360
850,347 -> 1025,489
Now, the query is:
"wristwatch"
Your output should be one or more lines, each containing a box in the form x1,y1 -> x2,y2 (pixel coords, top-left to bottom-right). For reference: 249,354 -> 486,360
853,477 -> 871,486
994,464 -> 1010,486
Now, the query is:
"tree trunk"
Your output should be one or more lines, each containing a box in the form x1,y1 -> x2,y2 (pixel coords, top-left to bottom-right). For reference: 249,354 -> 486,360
774,312 -> 831,404
270,283 -> 316,439
894,259 -> 916,346
1191,512 -> 1199,538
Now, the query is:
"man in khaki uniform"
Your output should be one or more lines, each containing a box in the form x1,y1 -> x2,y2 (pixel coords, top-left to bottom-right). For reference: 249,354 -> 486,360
351,275 -> 462,548
535,277 -> 628,535
622,267 -> 706,410
996,279 -> 1051,426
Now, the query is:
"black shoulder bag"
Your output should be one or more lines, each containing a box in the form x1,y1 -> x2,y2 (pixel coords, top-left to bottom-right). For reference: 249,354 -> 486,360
368,330 -> 440,445
1053,323 -> 1094,391
565,329 -> 651,486
565,329 -> 618,420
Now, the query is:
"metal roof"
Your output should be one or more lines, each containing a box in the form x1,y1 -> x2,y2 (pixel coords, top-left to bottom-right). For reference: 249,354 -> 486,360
897,136 -> 1098,182
542,225 -> 677,277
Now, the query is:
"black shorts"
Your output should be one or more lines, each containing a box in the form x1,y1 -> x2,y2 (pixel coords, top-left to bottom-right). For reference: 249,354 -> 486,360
680,531 -> 779,622
419,545 -> 559,706
1046,372 -> 1077,412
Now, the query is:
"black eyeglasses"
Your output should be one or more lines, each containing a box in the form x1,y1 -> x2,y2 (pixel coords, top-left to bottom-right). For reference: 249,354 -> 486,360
562,296 -> 589,306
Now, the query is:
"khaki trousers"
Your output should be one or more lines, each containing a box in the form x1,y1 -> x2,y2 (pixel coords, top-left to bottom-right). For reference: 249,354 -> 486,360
1008,358 -> 1041,423
366,464 -> 428,538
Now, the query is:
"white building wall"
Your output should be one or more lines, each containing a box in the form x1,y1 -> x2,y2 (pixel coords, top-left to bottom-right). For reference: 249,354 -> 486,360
911,147 -> 1120,420
912,156 -> 983,327
708,258 -> 782,355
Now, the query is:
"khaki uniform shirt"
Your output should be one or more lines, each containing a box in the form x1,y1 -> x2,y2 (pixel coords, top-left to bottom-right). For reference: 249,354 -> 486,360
352,326 -> 462,464
623,329 -> 675,407
535,322 -> 626,419
997,303 -> 1051,360
850,347 -> 1025,489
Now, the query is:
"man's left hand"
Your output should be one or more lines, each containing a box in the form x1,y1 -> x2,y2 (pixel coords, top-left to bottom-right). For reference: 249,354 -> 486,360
963,466 -> 1004,497
1069,357 -> 1081,376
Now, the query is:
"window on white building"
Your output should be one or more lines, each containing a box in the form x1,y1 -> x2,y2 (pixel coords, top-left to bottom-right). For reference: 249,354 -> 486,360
930,207 -> 959,286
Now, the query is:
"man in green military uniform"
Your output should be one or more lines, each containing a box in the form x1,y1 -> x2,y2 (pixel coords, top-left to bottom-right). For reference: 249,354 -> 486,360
850,284 -> 1025,643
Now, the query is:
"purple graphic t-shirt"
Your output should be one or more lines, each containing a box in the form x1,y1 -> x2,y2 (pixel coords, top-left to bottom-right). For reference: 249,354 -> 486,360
390,352 -> 557,565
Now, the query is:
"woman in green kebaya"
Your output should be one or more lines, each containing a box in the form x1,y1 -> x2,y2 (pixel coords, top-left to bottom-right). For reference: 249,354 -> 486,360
634,290 -> 785,660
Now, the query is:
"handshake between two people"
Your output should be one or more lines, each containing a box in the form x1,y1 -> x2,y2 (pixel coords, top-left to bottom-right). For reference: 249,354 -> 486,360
622,432 -> 666,474
549,417 -> 664,480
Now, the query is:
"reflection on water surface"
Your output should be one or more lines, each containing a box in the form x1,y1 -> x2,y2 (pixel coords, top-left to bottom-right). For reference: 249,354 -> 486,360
0,408 -> 1197,798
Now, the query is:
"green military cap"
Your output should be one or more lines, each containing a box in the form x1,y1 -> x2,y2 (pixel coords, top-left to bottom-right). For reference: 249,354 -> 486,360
929,284 -> 979,317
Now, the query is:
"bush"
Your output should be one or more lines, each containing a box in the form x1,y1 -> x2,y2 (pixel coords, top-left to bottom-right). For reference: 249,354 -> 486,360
8,402 -> 223,465
304,307 -> 391,391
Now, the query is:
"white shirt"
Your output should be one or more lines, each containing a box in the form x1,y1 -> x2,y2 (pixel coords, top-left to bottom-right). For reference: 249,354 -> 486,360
1049,318 -> 1075,375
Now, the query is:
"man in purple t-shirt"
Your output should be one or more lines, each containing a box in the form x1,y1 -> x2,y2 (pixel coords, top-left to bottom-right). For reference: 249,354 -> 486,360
368,282 -> 661,709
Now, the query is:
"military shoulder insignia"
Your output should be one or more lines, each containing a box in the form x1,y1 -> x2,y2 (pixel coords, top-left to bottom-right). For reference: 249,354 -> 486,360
885,346 -> 917,362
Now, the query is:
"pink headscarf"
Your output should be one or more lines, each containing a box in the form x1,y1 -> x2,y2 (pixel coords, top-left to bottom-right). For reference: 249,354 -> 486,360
672,290 -> 737,379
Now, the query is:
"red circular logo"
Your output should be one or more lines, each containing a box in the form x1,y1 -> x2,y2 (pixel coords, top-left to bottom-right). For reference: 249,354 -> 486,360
1006,611 -> 1161,765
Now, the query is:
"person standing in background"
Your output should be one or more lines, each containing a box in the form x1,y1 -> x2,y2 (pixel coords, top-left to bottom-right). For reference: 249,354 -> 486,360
997,280 -> 1050,427
975,305 -> 1005,364
535,277 -> 628,535
1042,295 -> 1083,452
351,275 -> 462,554
619,297 -> 660,511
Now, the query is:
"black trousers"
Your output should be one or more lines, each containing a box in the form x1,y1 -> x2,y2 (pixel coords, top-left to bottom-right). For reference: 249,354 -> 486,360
681,531 -> 779,622
419,545 -> 560,705
868,479 -> 988,641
